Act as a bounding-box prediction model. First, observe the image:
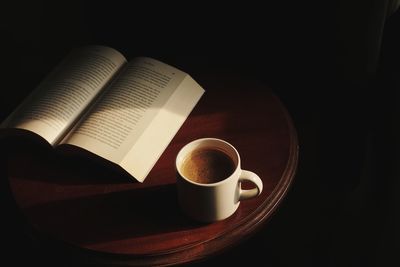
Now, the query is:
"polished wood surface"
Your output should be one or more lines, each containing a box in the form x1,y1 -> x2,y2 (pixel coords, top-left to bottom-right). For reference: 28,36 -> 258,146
6,72 -> 298,266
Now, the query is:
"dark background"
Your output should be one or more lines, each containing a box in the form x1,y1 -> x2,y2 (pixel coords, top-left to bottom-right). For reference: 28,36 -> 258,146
1,1 -> 398,266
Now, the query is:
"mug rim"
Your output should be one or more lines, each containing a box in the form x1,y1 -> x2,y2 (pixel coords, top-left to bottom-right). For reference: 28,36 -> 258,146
176,137 -> 241,187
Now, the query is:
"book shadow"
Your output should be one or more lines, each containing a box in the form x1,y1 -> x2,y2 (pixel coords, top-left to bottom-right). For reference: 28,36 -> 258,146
3,134 -> 134,185
3,133 -> 208,250
24,183 -> 204,246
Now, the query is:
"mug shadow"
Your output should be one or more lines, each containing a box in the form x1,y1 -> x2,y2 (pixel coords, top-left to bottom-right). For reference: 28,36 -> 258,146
24,183 -> 203,247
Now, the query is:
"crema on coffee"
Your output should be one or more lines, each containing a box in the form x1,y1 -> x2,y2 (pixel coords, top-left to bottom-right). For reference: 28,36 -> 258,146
181,147 -> 236,184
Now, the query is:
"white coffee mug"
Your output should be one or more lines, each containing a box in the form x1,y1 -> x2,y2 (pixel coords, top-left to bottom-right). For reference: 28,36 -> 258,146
176,138 -> 263,222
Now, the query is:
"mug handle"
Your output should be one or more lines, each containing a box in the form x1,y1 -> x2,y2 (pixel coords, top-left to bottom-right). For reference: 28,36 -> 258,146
239,170 -> 263,201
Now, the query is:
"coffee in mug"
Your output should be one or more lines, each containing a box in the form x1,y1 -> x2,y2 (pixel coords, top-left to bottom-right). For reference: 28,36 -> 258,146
176,138 -> 263,222
180,147 -> 236,184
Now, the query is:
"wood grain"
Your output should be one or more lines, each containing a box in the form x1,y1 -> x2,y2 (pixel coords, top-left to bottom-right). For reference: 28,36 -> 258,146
6,72 -> 298,266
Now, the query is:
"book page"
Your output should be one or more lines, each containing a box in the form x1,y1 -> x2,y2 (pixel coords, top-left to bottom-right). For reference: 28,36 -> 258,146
0,46 -> 127,145
62,57 -> 204,182
119,74 -> 204,181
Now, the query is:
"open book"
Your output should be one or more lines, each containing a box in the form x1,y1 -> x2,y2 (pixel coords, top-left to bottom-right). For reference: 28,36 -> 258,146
1,45 -> 204,182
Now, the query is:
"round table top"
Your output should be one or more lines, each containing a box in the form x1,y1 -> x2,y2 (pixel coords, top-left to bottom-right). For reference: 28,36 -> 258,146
6,72 -> 298,266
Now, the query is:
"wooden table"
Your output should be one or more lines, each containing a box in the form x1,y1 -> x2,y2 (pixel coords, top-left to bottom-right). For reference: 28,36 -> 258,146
5,72 -> 298,266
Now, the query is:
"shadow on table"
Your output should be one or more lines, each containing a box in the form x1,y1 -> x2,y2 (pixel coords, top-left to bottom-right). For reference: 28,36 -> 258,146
24,183 -> 202,246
